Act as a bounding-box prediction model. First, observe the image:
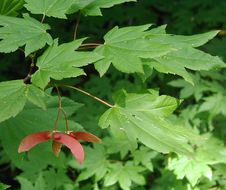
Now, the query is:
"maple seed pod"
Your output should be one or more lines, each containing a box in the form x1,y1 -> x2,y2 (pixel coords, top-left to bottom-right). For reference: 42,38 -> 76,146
52,141 -> 62,157
18,131 -> 51,153
18,130 -> 101,164
53,132 -> 85,164
69,131 -> 102,143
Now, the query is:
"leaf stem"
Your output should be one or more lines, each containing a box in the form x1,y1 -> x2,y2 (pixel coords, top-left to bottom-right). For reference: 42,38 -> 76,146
53,107 -> 61,131
60,108 -> 69,131
41,14 -> 46,23
53,87 -> 69,131
73,12 -> 81,40
61,85 -> 114,108
79,43 -> 102,49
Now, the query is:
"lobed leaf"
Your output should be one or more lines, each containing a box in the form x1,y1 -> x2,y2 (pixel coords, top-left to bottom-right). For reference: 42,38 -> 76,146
24,0 -> 74,19
147,47 -> 225,84
147,27 -> 220,48
0,80 -> 46,123
168,156 -> 212,187
32,39 -> 103,89
0,14 -> 52,56
67,0 -> 136,16
94,25 -> 173,76
104,161 -> 145,190
99,92 -> 199,156
94,24 -> 225,84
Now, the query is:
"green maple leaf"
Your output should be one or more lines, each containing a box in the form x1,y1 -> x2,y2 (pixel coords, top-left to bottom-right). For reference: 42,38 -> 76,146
24,0 -> 74,19
76,145 -> 108,182
152,170 -> 187,190
104,161 -> 145,190
195,136 -> 226,165
168,156 -> 212,186
0,80 -> 46,123
145,26 -> 225,84
0,182 -> 10,190
147,26 -> 220,48
94,25 -> 173,76
145,47 -> 225,84
132,146 -> 158,171
168,74 -> 210,101
104,136 -> 135,159
32,38 -> 103,89
99,92 -> 198,155
168,135 -> 226,186
199,93 -> 226,117
0,0 -> 24,16
68,0 -> 136,16
17,174 -> 46,190
0,14 -> 52,56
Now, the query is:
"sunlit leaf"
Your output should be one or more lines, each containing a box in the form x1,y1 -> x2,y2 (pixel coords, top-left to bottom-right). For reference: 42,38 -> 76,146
24,0 -> 74,19
32,39 -> 103,89
0,80 -> 46,123
68,0 -> 136,16
0,14 -> 52,56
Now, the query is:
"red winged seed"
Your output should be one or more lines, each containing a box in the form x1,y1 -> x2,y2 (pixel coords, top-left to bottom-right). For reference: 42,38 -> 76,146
18,131 -> 51,153
53,132 -> 84,164
69,131 -> 101,143
52,141 -> 62,157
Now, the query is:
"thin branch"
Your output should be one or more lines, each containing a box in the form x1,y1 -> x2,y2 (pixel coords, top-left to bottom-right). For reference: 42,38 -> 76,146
23,55 -> 36,84
73,12 -> 81,40
61,85 -> 114,108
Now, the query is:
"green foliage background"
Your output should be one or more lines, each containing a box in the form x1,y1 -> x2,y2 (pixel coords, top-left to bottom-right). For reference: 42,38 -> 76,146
0,0 -> 226,190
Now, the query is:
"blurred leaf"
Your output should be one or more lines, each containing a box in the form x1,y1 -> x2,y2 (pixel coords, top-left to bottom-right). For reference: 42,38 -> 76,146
77,145 -> 108,182
104,161 -> 145,190
0,182 -> 10,190
152,170 -> 187,190
42,168 -> 70,189
168,156 -> 212,187
0,0 -> 24,16
17,174 -> 46,190
199,93 -> 226,117
168,74 -> 209,101
103,137 -> 134,159
132,146 -> 158,171
195,135 -> 226,165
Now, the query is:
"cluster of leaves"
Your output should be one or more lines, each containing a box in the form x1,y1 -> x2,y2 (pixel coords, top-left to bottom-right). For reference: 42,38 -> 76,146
0,0 -> 226,190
